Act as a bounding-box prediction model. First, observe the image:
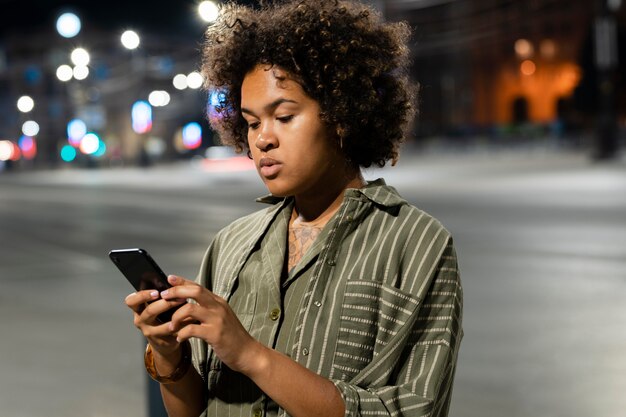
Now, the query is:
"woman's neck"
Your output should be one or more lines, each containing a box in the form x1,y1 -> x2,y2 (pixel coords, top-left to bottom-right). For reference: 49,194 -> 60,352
291,173 -> 366,227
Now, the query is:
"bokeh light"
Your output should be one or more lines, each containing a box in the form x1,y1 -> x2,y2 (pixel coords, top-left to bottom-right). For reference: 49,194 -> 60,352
121,30 -> 140,50
520,59 -> 537,76
73,65 -> 89,80
199,1 -> 220,23
56,65 -> 73,82
56,13 -> 81,38
148,90 -> 171,107
71,48 -> 90,66
60,145 -> 77,162
187,71 -> 203,89
540,39 -> 557,59
132,101 -> 152,134
92,139 -> 107,158
173,74 -> 188,90
0,141 -> 21,161
79,133 -> 100,155
17,96 -> 34,113
182,122 -> 202,150
67,119 -> 87,146
515,39 -> 534,59
18,136 -> 37,160
0,141 -> 14,161
22,120 -> 40,137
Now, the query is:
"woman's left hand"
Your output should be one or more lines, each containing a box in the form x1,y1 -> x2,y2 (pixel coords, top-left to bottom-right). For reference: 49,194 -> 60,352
161,275 -> 267,377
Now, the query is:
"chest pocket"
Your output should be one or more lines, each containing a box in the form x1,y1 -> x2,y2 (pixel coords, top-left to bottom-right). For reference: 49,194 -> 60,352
332,280 -> 421,382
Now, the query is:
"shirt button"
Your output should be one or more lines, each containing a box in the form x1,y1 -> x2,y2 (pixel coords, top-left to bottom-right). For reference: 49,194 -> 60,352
326,259 -> 336,266
302,348 -> 309,356
346,215 -> 354,222
269,308 -> 281,321
252,409 -> 263,417
313,300 -> 322,307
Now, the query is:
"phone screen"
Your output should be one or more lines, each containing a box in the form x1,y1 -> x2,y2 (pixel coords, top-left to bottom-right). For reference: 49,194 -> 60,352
109,248 -> 179,322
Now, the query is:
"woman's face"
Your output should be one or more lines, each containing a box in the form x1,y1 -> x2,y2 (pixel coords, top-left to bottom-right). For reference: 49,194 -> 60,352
241,65 -> 346,198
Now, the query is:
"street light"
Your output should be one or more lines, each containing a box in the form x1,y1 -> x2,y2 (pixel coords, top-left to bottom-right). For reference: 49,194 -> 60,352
173,74 -> 188,90
0,141 -> 18,162
198,1 -> 220,23
22,120 -> 40,137
121,30 -> 141,50
187,71 -> 203,89
148,90 -> 171,107
514,39 -> 533,59
79,133 -> 101,155
17,96 -> 35,113
56,12 -> 81,38
73,65 -> 89,80
56,64 -> 73,81
71,48 -> 90,66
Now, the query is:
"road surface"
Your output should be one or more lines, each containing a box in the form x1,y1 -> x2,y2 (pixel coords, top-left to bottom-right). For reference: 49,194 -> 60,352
1,147 -> 625,417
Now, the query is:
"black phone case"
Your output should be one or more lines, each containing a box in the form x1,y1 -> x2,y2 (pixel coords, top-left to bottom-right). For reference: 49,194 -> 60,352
109,248 -> 179,323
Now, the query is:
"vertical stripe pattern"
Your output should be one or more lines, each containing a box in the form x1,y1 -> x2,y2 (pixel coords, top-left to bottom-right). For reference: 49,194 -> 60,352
190,179 -> 463,417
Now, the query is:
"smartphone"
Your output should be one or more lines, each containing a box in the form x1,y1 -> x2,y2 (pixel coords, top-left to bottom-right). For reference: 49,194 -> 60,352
109,248 -> 182,323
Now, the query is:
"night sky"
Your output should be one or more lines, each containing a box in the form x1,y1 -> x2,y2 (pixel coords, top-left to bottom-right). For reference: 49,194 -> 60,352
0,0 -> 209,38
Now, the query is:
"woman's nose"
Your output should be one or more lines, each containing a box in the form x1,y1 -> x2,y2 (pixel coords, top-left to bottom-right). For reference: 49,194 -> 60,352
255,123 -> 277,151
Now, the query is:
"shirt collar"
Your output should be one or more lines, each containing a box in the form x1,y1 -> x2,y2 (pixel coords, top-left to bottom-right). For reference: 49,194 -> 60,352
255,194 -> 289,205
255,178 -> 405,208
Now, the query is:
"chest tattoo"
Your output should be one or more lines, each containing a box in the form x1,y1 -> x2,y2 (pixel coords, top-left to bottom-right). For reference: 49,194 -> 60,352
288,225 -> 322,271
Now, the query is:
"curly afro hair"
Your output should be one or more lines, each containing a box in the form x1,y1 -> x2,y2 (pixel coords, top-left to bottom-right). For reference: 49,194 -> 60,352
202,0 -> 416,168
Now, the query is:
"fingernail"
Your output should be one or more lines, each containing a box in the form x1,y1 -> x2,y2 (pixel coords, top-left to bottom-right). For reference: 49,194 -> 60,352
150,290 -> 159,299
168,322 -> 174,331
160,290 -> 169,298
168,275 -> 177,283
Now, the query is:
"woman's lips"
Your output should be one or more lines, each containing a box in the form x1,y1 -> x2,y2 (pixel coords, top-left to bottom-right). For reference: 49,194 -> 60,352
259,157 -> 282,177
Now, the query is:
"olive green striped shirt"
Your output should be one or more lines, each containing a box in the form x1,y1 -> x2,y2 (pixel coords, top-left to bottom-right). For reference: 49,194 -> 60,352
190,179 -> 463,417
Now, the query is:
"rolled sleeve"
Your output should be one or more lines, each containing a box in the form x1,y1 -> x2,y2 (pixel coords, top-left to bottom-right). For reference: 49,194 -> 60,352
331,344 -> 455,417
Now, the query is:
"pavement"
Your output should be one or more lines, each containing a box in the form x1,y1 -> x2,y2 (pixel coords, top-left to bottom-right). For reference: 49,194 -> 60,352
1,146 -> 625,417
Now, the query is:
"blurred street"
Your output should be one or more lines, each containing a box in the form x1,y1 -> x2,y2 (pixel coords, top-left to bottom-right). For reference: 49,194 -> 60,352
1,0 -> 624,415
1,146 -> 625,417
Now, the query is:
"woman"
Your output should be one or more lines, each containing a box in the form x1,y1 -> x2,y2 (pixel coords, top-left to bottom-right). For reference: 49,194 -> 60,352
125,1 -> 463,416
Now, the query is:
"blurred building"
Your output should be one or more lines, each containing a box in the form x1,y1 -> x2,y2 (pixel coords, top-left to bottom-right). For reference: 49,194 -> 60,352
1,0 -> 624,170
0,7 -> 211,170
387,0 -> 625,145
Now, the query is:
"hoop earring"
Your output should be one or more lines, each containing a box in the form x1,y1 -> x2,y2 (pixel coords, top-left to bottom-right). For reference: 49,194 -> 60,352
246,150 -> 252,159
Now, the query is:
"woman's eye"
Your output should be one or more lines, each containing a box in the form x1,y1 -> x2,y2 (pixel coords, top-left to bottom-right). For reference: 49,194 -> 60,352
277,115 -> 293,123
247,121 -> 260,130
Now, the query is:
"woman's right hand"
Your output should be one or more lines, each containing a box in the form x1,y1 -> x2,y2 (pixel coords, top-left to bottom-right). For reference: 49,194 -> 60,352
126,284 -> 206,417
125,289 -> 186,358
